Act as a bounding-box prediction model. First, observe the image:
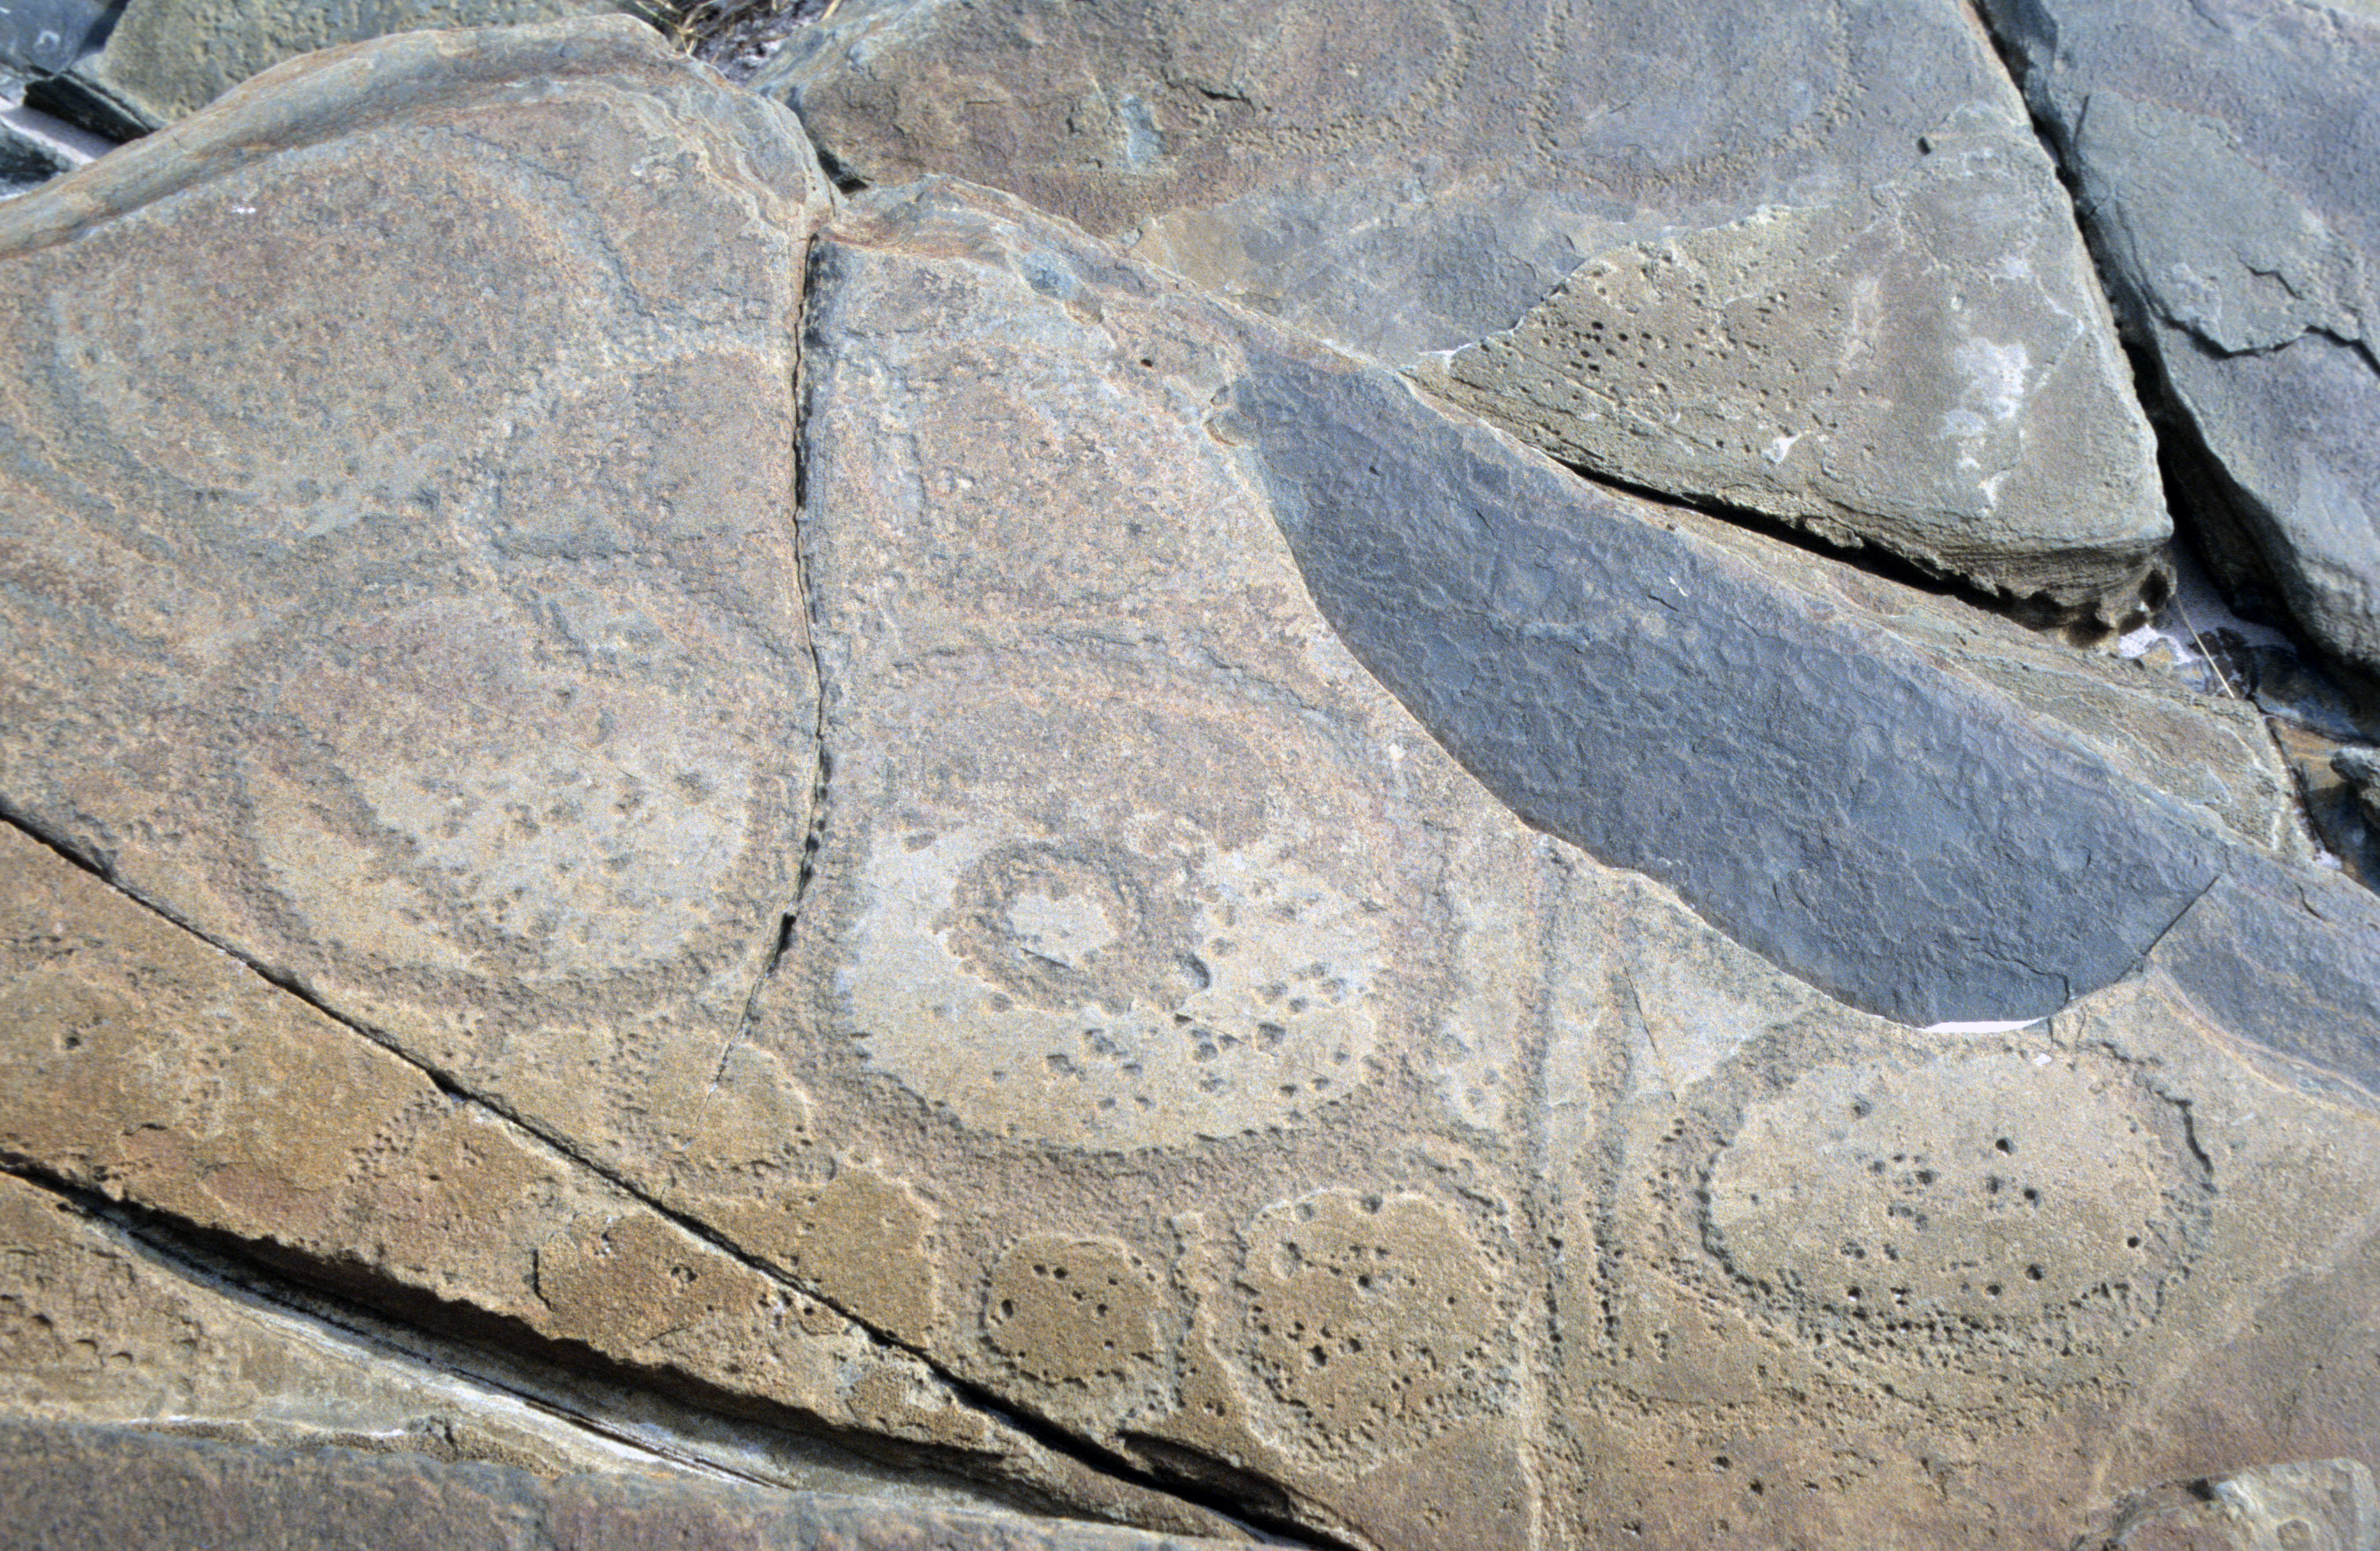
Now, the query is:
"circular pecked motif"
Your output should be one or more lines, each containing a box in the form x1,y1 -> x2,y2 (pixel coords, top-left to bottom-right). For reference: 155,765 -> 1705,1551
1705,1045 -> 2208,1346
838,672 -> 1397,1152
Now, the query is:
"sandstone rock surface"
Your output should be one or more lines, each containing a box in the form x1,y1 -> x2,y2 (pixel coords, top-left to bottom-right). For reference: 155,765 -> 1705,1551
0,15 -> 826,1192
0,821 -> 1237,1532
737,178 -> 2380,1549
1981,0 -> 2380,671
0,1422 -> 1233,1551
2,13 -> 2378,1551
752,0 -> 2168,610
0,1170 -> 1020,1503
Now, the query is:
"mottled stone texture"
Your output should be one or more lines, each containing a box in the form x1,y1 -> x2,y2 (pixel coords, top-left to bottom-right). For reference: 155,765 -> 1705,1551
0,821 -> 1222,1528
0,16 -> 825,1194
0,1423 -> 1236,1551
3,18 -> 2379,1551
741,180 -> 2380,1551
0,24 -> 1238,1537
51,0 -> 664,135
1980,0 -> 2380,672
756,0 -> 2168,611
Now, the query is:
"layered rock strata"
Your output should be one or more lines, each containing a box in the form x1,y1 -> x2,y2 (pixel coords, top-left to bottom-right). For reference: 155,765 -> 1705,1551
0,15 -> 2376,1551
0,1422 -> 1233,1551
752,0 -> 2170,612
1979,0 -> 2380,677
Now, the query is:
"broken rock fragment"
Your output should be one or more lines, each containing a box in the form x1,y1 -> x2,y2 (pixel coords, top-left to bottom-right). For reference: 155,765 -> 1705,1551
45,0 -> 668,136
1980,0 -> 2380,672
755,0 -> 2168,611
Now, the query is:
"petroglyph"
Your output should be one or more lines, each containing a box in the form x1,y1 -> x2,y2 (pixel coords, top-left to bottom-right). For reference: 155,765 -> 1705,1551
1706,1045 -> 2211,1353
840,682 -> 1389,1152
1231,1189 -> 1505,1474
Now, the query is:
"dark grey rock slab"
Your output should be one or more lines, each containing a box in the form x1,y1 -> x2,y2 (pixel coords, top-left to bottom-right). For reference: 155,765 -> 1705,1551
1210,348 -> 2228,1026
1979,0 -> 2380,673
0,0 -> 110,76
0,81 -> 114,194
2154,858 -> 2380,1101
0,1422 -> 1235,1551
753,0 -> 2169,614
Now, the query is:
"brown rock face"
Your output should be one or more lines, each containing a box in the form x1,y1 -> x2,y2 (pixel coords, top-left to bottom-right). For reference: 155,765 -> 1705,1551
0,1422 -> 1237,1551
0,820 -> 1236,1529
0,16 -> 825,1187
739,179 -> 2380,1550
0,16 -> 2376,1551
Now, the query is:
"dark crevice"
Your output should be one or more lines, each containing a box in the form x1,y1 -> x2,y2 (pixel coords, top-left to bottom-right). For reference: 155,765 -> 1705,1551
1967,0 -> 2380,893
807,140 -> 871,195
1966,0 -> 2278,640
724,239 -> 838,1065
0,806 -> 1276,1537
1968,0 -> 2380,711
0,1160 -> 1032,1504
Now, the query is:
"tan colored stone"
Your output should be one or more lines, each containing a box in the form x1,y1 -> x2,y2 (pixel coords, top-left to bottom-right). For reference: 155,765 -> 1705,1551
730,179 -> 2380,1550
700,1164 -> 941,1346
0,18 -> 826,1186
0,824 -> 1240,1537
0,1172 -> 1028,1504
0,1422 -> 1247,1551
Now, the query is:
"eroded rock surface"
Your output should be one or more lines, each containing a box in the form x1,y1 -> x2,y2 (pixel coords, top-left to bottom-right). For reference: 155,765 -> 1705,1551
751,0 -> 2167,610
0,1170 -> 1028,1504
2100,1459 -> 2379,1551
0,17 -> 827,1185
726,179 -> 2380,1549
1981,0 -> 2380,671
47,0 -> 665,136
0,1422 -> 1235,1551
0,822 -> 1238,1531
3,16 -> 2379,1551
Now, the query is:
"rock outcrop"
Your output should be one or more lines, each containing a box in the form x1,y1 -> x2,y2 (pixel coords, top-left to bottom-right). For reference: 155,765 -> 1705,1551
39,0 -> 667,137
1980,0 -> 2380,674
752,0 -> 2170,613
0,10 -> 2376,1551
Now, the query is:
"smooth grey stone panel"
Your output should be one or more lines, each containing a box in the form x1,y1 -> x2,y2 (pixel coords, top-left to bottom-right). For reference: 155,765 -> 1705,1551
1213,353 -> 2224,1026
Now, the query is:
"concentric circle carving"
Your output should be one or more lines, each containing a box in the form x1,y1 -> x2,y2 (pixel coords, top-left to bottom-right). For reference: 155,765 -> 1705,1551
839,673 -> 1396,1151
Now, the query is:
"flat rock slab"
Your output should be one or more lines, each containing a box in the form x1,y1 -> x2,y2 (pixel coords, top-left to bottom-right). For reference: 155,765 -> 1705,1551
0,1422 -> 1234,1551
739,178 -> 2380,1550
1980,0 -> 2380,672
0,819 -> 1239,1536
3,21 -> 2378,1546
0,1169 -> 1008,1499
48,0 -> 664,136
0,19 -> 827,1178
754,0 -> 2167,610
